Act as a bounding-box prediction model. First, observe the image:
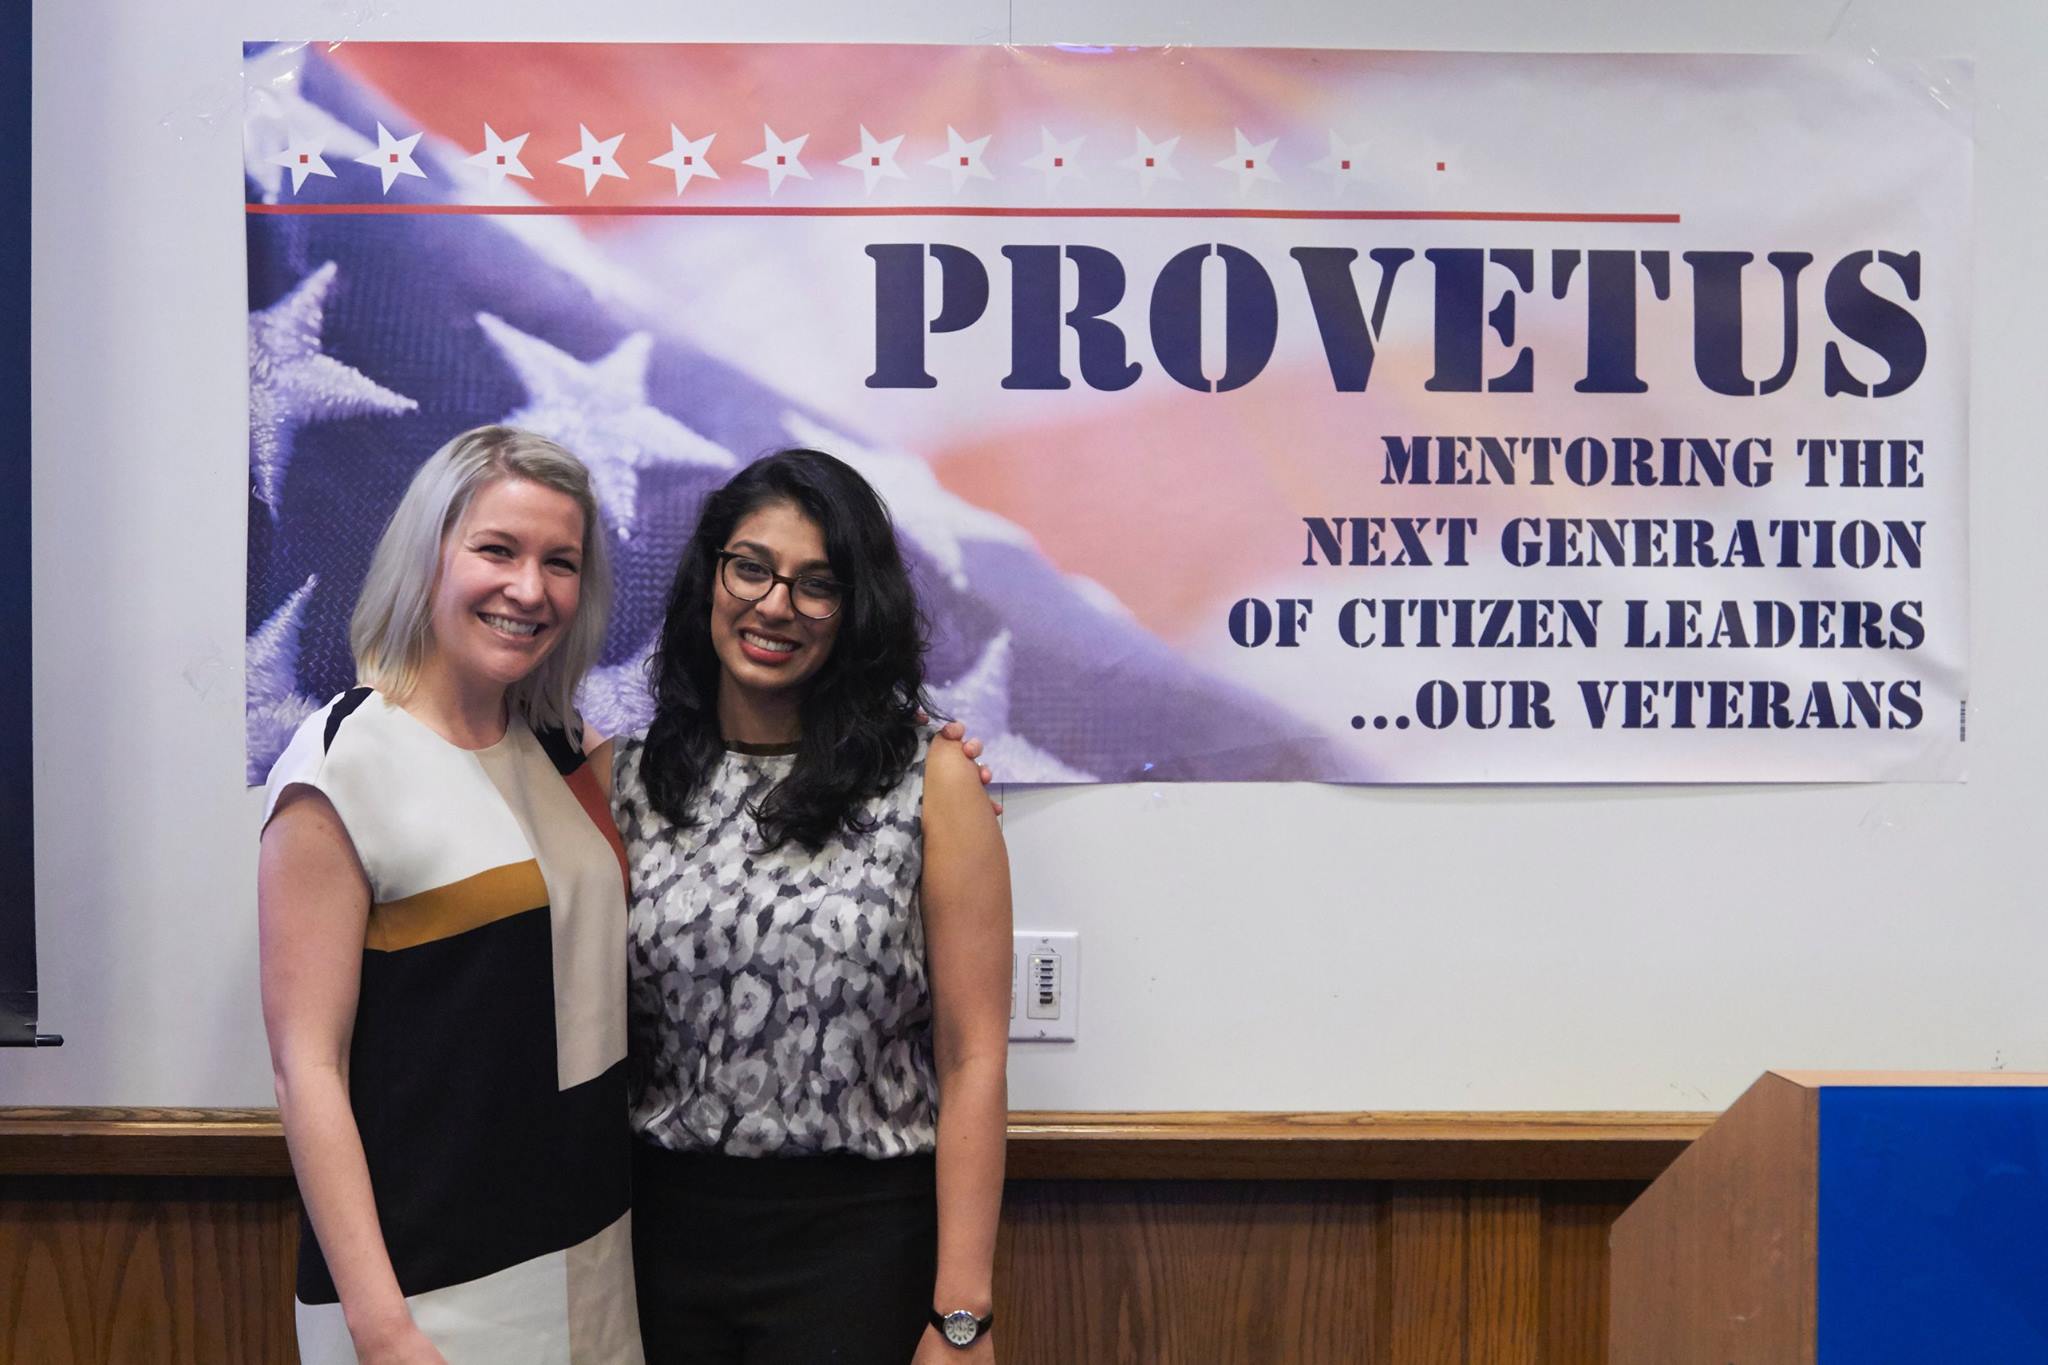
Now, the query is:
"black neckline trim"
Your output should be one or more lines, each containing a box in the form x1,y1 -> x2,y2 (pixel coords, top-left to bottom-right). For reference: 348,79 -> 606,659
723,738 -> 801,756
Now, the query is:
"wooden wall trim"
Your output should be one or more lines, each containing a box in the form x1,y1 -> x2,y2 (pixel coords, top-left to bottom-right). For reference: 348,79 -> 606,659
0,1107 -> 1711,1181
0,1108 -> 289,1177
1009,1110 -> 1711,1180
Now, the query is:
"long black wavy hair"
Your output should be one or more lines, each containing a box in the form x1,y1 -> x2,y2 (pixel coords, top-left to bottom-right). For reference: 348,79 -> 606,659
637,448 -> 932,851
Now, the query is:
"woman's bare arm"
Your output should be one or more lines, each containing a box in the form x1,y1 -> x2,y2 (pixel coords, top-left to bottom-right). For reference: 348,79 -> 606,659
915,739 -> 1014,1361
259,789 -> 445,1364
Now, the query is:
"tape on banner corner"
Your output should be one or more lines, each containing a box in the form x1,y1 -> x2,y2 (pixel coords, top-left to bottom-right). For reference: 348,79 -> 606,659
160,0 -> 399,144
1866,46 -> 1978,133
1821,2 -> 1979,131
1026,39 -> 1192,65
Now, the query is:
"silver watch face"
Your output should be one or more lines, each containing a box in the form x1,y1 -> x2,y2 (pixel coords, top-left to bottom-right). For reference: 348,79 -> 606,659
941,1310 -> 980,1346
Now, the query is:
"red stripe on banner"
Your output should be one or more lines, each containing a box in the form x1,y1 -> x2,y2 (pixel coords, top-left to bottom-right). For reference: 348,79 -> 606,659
244,203 -> 1681,223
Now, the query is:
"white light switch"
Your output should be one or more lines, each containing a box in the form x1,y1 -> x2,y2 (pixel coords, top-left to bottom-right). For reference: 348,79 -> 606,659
1010,930 -> 1078,1042
1026,951 -> 1060,1019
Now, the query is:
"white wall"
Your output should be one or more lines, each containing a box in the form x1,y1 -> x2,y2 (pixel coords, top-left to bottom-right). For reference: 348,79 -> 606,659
8,0 -> 2043,1111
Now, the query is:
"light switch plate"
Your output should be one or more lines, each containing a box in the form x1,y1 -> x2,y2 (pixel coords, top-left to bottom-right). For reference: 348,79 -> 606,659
1011,930 -> 1079,1042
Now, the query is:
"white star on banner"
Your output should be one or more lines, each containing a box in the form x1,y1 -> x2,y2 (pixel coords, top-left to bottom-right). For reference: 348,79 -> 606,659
476,313 -> 736,539
1117,127 -> 1181,193
927,126 -> 993,193
838,126 -> 907,195
650,126 -> 718,194
781,411 -> 1035,591
353,122 -> 426,194
464,124 -> 533,188
249,262 -> 420,516
245,80 -> 370,201
1308,131 -> 1369,195
932,632 -> 1094,783
559,124 -> 628,195
246,575 -> 324,783
577,633 -> 658,740
1215,128 -> 1280,196
1021,128 -> 1085,195
744,126 -> 811,195
267,132 -> 337,195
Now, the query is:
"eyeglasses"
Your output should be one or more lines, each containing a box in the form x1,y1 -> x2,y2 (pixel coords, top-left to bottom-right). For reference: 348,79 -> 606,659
715,551 -> 847,620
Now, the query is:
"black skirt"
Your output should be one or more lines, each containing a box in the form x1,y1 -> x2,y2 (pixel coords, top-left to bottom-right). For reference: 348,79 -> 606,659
633,1142 -> 939,1365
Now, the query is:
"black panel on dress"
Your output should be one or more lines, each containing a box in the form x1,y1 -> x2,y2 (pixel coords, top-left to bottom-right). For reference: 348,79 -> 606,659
533,722 -> 585,777
294,906 -> 632,1304
322,686 -> 375,752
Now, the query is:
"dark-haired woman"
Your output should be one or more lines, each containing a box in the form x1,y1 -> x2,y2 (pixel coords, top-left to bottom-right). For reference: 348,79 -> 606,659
612,450 -> 1012,1365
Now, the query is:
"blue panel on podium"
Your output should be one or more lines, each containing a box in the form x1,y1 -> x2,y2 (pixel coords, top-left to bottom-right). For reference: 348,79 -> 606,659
1817,1086 -> 2048,1363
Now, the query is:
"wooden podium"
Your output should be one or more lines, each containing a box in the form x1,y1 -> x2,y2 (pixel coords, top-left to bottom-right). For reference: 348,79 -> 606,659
1609,1071 -> 2048,1364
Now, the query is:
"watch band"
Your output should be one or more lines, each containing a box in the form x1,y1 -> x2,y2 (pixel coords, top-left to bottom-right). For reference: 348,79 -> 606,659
930,1307 -> 995,1347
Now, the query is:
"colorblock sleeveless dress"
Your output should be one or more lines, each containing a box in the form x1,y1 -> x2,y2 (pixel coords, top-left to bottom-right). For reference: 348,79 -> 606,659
263,688 -> 643,1365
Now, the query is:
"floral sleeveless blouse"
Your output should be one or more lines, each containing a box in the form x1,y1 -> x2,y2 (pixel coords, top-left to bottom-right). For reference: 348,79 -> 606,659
612,730 -> 938,1159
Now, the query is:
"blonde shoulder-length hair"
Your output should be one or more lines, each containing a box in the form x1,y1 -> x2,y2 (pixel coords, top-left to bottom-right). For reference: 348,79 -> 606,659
349,425 -> 613,733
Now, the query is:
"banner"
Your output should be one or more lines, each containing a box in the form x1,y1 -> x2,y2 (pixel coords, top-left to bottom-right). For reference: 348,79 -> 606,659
243,43 -> 1970,784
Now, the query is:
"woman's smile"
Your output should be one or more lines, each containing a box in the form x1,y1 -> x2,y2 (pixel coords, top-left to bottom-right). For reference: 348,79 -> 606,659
480,611 -> 545,640
737,627 -> 798,660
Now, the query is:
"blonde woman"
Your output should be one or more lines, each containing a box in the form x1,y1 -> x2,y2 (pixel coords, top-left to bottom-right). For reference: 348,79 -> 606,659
260,426 -> 642,1365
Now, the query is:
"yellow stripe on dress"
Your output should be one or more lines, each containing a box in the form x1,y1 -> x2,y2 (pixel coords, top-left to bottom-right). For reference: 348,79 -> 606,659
366,859 -> 550,952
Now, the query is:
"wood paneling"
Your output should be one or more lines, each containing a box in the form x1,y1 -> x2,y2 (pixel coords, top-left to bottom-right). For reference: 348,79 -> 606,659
996,1180 -> 1641,1365
1541,1183 -> 1635,1365
0,1109 -> 1688,1365
1467,1188 -> 1542,1365
1385,1189 -> 1466,1365
0,1176 -> 297,1365
998,1180 -> 1382,1365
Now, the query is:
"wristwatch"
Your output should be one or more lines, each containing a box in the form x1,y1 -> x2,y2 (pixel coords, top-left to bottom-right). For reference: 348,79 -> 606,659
930,1307 -> 995,1348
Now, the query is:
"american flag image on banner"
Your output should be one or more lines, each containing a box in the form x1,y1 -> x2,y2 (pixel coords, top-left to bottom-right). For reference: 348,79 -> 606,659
242,41 -> 1342,787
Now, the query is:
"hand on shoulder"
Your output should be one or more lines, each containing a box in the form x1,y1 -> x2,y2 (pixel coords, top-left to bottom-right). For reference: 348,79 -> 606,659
924,732 -> 1004,837
927,715 -> 995,789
